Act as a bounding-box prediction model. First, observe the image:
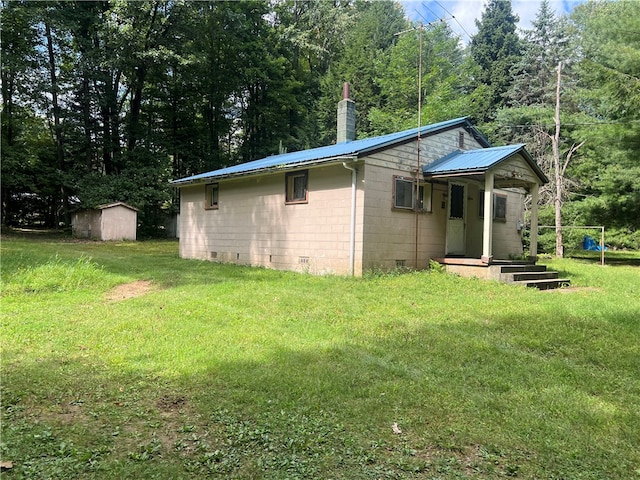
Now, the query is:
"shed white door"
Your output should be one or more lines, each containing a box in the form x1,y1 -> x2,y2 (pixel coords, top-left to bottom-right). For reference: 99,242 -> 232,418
446,182 -> 466,255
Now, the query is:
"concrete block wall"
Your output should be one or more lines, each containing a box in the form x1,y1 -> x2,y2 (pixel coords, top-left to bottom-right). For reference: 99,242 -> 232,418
179,164 -> 363,275
465,184 -> 525,259
491,189 -> 525,258
361,162 -> 448,271
177,125 -> 528,275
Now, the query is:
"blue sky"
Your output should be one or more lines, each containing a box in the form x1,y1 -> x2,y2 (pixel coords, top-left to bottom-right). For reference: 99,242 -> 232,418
401,0 -> 586,44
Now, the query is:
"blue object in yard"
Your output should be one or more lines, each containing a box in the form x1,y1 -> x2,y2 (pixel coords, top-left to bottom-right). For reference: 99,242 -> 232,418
583,235 -> 607,251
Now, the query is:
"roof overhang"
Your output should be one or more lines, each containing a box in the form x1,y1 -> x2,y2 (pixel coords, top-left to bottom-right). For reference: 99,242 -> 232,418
170,156 -> 358,187
96,201 -> 139,212
423,144 -> 548,186
170,117 -> 486,187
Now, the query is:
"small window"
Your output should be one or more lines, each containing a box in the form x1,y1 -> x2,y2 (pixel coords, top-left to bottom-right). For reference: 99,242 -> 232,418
494,194 -> 507,221
205,183 -> 219,209
458,131 -> 465,149
479,190 -> 507,221
393,176 -> 414,209
285,170 -> 308,204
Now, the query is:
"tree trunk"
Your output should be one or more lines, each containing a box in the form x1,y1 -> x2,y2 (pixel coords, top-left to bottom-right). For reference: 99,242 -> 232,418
127,2 -> 159,153
45,21 -> 66,227
1,57 -> 15,226
127,67 -> 146,152
81,74 -> 93,171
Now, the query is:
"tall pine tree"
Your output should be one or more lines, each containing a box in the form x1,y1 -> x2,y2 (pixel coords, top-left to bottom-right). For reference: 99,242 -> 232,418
317,0 -> 406,142
469,0 -> 522,121
569,0 -> 640,242
506,0 -> 572,108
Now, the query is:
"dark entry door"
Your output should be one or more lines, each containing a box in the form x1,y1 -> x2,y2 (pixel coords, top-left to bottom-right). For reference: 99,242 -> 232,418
447,182 -> 466,255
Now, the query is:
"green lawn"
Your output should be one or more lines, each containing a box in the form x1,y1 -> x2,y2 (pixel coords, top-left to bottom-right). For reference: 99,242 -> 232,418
1,234 -> 639,479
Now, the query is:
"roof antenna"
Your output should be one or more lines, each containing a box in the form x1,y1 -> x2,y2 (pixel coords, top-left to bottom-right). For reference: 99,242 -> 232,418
395,21 -> 424,268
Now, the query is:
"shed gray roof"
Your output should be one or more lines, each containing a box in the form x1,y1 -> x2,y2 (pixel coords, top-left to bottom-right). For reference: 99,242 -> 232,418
423,144 -> 549,184
171,117 -> 488,186
96,202 -> 139,212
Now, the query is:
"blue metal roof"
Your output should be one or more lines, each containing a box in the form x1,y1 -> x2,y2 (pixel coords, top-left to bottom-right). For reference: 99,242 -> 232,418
171,117 -> 476,185
423,144 -> 548,183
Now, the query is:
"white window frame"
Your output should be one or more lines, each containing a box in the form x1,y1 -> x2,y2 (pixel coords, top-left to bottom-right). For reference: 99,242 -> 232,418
205,183 -> 219,210
494,193 -> 507,222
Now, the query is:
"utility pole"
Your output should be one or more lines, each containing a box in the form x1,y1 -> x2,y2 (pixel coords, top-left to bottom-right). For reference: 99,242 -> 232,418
415,22 -> 423,269
394,22 -> 425,269
550,61 -> 585,258
553,62 -> 563,258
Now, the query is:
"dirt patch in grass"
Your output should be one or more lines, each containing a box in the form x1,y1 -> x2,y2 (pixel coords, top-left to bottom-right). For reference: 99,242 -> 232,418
105,280 -> 155,302
22,398 -> 94,429
157,395 -> 187,412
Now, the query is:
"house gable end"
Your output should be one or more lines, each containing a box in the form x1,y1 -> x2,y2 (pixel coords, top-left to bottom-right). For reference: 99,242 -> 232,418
358,120 -> 489,160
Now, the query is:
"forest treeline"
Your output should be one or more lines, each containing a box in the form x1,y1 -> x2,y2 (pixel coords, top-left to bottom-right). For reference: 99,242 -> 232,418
2,0 -> 638,247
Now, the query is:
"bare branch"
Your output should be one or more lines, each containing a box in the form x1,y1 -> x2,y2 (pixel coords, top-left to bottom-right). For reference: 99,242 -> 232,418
561,141 -> 586,177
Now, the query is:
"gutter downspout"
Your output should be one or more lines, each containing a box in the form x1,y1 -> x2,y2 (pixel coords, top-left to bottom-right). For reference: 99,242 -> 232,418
342,161 -> 358,276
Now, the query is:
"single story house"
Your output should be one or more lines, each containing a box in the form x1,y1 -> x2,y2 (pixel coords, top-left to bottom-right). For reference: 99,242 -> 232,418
171,85 -> 546,276
71,202 -> 138,241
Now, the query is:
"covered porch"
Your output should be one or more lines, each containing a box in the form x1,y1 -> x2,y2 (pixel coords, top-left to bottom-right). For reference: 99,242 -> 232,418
423,144 -> 548,264
423,145 -> 565,288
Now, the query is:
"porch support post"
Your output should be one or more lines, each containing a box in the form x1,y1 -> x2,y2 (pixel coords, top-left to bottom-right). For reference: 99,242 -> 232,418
482,171 -> 494,264
529,183 -> 539,261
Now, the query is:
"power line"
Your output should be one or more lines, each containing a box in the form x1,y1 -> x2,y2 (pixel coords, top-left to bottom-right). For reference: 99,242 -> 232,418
412,5 -> 453,31
489,120 -> 640,129
412,2 -> 472,43
432,0 -> 473,41
413,5 -> 431,24
420,1 -> 440,20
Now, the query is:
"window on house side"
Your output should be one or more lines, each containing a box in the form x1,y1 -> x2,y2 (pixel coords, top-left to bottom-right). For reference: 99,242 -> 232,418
478,190 -> 507,221
494,194 -> 507,221
393,176 -> 415,210
394,177 -> 433,212
458,131 -> 465,149
205,183 -> 219,210
285,170 -> 308,204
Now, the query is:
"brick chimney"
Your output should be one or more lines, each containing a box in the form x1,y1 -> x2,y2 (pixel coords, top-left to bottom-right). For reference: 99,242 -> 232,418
337,82 -> 356,143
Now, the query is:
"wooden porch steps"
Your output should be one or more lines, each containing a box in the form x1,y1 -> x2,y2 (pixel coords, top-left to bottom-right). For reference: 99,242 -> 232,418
498,264 -> 570,290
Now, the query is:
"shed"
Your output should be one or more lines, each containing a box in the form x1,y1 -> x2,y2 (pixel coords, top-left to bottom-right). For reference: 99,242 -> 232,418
71,202 -> 138,241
